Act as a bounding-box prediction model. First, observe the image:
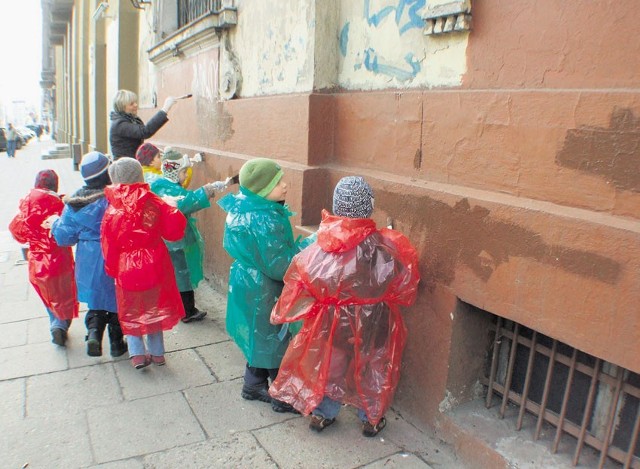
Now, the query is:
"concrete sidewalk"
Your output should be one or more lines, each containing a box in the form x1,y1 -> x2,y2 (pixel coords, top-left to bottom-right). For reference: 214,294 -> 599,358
0,141 -> 459,469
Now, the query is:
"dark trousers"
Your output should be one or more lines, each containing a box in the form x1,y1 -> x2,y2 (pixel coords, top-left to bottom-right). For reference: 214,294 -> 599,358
244,362 -> 279,386
180,290 -> 195,315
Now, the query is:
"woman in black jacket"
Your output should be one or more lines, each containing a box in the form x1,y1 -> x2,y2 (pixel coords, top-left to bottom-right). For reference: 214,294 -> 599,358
109,90 -> 178,160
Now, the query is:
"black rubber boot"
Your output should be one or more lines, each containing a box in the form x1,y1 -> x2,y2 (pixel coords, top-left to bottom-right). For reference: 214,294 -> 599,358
85,310 -> 107,357
86,328 -> 103,357
241,382 -> 272,403
107,314 -> 127,357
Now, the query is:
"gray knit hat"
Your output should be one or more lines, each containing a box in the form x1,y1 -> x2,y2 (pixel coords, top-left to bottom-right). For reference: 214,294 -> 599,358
108,158 -> 144,184
332,176 -> 374,218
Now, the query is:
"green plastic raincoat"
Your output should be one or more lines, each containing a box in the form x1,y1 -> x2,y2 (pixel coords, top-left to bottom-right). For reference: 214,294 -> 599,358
150,177 -> 210,291
218,187 -> 305,369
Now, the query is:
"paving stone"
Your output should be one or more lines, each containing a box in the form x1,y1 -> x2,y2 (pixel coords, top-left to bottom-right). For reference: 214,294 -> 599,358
196,340 -> 245,381
0,341 -> 68,379
0,378 -> 25,421
185,380 -> 295,440
0,298 -> 48,323
163,317 -> 229,352
0,412 -> 93,468
362,452 -> 434,468
114,348 -> 214,400
0,320 -> 28,348
253,408 -> 401,468
89,459 -> 144,469
27,364 -> 122,417
88,392 -> 205,463
27,316 -> 55,344
143,431 -> 277,469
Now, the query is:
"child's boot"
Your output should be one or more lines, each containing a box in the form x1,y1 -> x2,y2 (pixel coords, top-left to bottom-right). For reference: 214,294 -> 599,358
241,382 -> 272,403
86,328 -> 103,356
107,320 -> 127,357
85,310 -> 107,357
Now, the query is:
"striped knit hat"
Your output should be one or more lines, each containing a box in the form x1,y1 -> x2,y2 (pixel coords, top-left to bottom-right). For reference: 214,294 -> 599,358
332,176 -> 374,218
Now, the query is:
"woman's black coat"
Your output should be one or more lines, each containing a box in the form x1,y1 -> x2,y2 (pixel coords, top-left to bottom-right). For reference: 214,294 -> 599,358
109,110 -> 169,159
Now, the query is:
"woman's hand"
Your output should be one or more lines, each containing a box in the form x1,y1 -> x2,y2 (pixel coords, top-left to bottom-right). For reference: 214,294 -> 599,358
162,96 -> 177,113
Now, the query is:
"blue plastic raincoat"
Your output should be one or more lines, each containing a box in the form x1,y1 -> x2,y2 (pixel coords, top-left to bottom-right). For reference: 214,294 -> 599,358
150,177 -> 209,292
218,187 -> 305,369
51,188 -> 117,312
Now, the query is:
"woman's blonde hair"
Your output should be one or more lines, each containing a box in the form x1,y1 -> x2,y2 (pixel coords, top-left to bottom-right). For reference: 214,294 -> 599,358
113,90 -> 138,113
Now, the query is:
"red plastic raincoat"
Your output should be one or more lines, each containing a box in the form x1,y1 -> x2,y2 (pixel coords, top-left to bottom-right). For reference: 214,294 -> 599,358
269,210 -> 420,424
9,188 -> 78,320
101,183 -> 187,335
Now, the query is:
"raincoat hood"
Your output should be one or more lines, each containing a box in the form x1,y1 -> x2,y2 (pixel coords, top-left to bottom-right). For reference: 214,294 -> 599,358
317,210 -> 377,253
104,183 -> 151,213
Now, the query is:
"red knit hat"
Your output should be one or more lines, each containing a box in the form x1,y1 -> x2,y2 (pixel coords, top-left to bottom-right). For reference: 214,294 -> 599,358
34,169 -> 59,192
135,143 -> 160,166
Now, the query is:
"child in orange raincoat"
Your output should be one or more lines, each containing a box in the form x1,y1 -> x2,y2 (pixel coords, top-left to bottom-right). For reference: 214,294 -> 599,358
101,158 -> 187,369
268,176 -> 420,437
9,170 -> 79,346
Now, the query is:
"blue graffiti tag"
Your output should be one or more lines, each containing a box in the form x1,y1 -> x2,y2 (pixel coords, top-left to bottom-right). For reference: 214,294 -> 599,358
363,48 -> 421,81
364,0 -> 426,35
340,22 -> 350,57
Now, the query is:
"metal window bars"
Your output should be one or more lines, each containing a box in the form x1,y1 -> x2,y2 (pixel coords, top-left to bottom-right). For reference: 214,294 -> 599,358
483,318 -> 640,468
178,0 -> 223,28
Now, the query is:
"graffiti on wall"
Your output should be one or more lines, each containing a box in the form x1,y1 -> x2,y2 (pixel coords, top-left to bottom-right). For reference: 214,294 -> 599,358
340,0 -> 426,82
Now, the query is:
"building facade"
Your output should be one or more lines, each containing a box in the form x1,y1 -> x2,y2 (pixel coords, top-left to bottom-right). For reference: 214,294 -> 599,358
41,1 -> 640,466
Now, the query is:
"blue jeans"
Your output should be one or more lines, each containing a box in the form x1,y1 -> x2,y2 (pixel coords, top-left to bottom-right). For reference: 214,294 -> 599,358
312,396 -> 368,423
7,140 -> 16,157
126,332 -> 164,357
46,308 -> 71,331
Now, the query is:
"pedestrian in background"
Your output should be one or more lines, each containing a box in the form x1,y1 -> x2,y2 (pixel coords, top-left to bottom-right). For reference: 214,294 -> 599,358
50,152 -> 128,358
5,123 -> 19,158
150,148 -> 229,323
101,158 -> 187,369
109,90 -> 178,159
268,176 -> 420,437
9,170 -> 79,346
218,158 -> 312,414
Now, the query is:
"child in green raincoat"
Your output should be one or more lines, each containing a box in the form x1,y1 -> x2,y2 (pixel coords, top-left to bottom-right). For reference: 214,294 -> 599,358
150,148 -> 228,323
218,158 -> 312,414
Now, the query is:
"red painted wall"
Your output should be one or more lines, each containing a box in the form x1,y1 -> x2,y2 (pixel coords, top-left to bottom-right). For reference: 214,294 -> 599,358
144,0 -> 640,439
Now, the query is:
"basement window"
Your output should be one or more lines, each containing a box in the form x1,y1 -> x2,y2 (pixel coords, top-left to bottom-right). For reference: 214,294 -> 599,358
481,313 -> 640,468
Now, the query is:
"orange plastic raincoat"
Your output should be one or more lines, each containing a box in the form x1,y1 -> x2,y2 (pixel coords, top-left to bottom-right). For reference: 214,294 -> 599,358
269,210 -> 420,424
101,183 -> 187,335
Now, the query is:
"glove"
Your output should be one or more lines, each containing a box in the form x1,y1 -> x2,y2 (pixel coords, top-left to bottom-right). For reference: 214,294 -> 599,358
162,96 -> 177,113
203,181 -> 227,198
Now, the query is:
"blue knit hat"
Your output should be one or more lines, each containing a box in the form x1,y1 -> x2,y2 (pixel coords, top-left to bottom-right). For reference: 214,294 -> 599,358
80,151 -> 110,181
332,176 -> 374,218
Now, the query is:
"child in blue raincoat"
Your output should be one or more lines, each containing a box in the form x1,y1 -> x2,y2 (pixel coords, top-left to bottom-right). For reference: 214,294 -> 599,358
51,152 -> 128,358
218,158 -> 312,414
150,148 -> 228,323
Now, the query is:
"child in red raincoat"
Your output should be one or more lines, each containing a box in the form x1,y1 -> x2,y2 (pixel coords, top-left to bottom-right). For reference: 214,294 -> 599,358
101,158 -> 187,369
268,176 -> 420,437
9,170 -> 79,346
